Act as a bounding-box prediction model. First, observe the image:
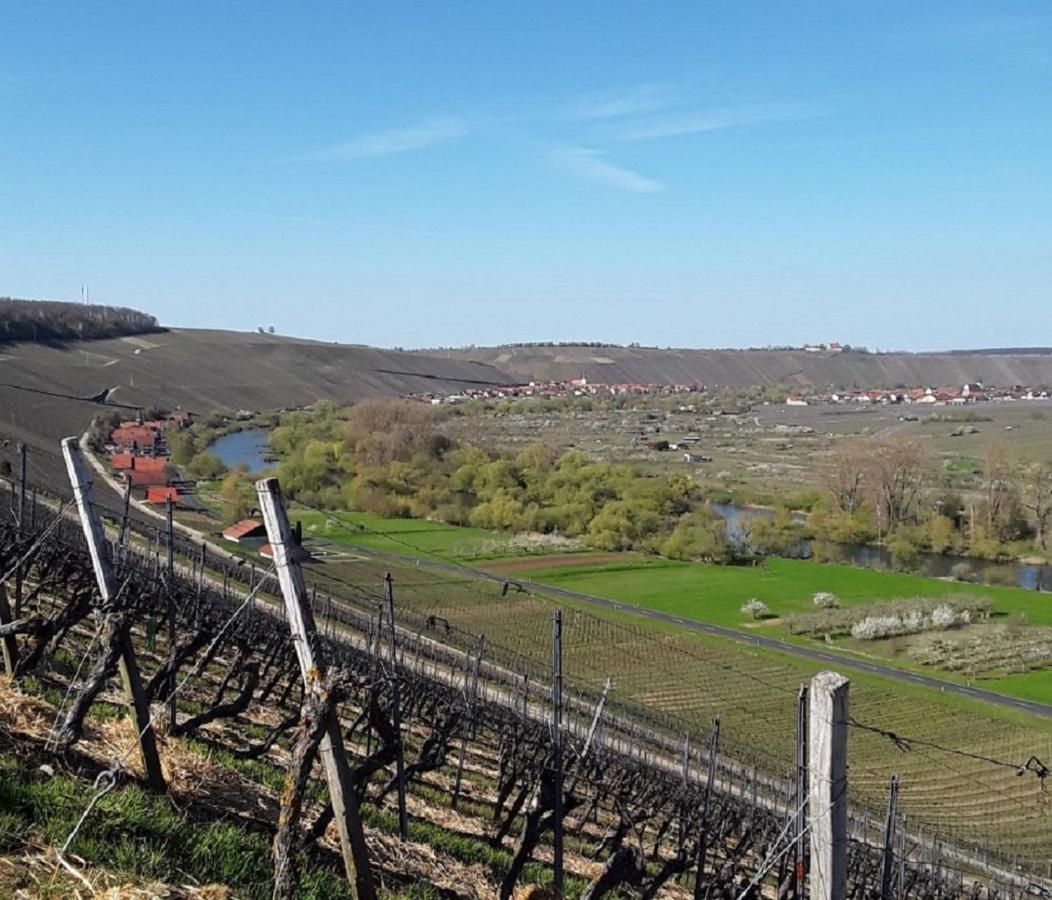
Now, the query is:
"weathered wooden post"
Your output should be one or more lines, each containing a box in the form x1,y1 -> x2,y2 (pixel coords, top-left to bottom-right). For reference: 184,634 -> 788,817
879,776 -> 899,900
809,672 -> 849,900
795,684 -> 808,900
383,573 -> 409,840
164,497 -> 177,728
13,442 -> 26,618
551,609 -> 564,896
692,716 -> 720,900
62,437 -> 166,792
452,632 -> 486,810
117,476 -> 132,559
256,477 -> 376,900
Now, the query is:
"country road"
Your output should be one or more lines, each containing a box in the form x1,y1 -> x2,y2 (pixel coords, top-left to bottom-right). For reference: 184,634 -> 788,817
339,544 -> 1052,722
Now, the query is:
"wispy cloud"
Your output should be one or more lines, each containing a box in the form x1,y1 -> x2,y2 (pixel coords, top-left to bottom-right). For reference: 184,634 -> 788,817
618,101 -> 825,141
217,209 -> 454,239
569,84 -> 677,121
307,116 -> 467,161
549,147 -> 664,193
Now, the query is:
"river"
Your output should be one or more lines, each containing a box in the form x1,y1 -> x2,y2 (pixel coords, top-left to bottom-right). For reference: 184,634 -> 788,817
207,428 -> 272,475
711,502 -> 1052,592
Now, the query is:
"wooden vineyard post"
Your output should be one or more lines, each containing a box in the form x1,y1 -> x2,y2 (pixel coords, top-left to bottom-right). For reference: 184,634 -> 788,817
62,437 -> 166,793
880,776 -> 899,900
13,442 -> 26,618
0,562 -> 18,675
256,476 -> 376,900
452,632 -> 486,810
809,672 -> 849,900
693,716 -> 719,900
383,573 -> 410,840
551,609 -> 564,897
117,476 -> 132,561
164,498 -> 177,728
795,684 -> 808,900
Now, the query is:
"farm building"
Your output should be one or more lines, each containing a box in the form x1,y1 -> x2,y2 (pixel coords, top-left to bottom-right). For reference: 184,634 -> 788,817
145,487 -> 180,506
110,453 -> 135,471
222,519 -> 267,544
121,456 -> 174,488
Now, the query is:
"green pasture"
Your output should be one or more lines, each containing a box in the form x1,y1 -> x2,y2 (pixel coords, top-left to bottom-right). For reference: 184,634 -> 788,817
507,555 -> 1052,629
491,555 -> 1052,704
292,507 -> 514,558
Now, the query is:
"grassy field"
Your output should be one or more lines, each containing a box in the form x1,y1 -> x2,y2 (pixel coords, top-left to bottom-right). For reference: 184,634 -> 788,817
291,505 -> 582,560
336,552 -> 1052,867
483,555 -> 1052,701
492,555 -> 1049,628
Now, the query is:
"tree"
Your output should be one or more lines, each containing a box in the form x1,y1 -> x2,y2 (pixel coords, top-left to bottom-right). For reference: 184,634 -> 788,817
661,512 -> 732,563
824,440 -> 868,514
741,599 -> 770,620
867,436 -> 929,536
982,441 -> 1016,540
927,515 -> 956,555
1024,462 -> 1052,550
219,471 -> 254,525
188,452 -> 226,480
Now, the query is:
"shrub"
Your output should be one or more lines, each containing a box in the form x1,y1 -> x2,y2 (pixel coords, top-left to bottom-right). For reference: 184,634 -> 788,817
813,592 -> 839,609
741,599 -> 770,620
789,595 -> 991,639
950,562 -> 973,582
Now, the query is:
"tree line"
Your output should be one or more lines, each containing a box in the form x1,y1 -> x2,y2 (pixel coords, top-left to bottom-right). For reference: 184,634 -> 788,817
0,297 -> 161,343
814,435 -> 1052,565
219,399 -> 734,562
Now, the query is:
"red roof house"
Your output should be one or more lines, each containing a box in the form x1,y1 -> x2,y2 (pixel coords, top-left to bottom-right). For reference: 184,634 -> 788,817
222,519 -> 267,543
111,425 -> 161,451
110,453 -> 135,471
146,487 -> 180,505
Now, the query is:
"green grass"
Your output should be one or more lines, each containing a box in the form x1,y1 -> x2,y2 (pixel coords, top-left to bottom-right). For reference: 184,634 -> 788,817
291,506 -> 580,561
499,554 -> 1052,702
509,554 -> 1051,630
0,757 -> 350,898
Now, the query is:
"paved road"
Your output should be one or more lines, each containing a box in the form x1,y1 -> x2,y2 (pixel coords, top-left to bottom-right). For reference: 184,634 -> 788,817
347,544 -> 1052,721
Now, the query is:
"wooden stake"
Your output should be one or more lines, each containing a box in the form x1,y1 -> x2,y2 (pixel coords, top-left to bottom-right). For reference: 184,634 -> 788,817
880,776 -> 899,900
795,684 -> 808,900
693,716 -> 720,900
383,573 -> 409,840
551,609 -> 564,896
62,437 -> 166,793
165,498 -> 177,729
13,443 -> 26,618
256,476 -> 375,900
809,672 -> 849,900
452,632 -> 486,810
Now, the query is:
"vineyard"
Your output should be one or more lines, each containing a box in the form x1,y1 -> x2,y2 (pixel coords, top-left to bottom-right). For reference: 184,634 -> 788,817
0,460 -> 1050,897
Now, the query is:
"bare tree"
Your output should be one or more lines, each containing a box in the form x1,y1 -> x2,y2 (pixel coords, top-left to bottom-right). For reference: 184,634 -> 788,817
824,440 -> 869,514
866,436 -> 929,534
1024,462 -> 1052,550
982,441 -> 1016,539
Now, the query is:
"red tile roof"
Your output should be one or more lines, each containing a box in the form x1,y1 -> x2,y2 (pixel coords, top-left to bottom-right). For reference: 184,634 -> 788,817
146,487 -> 179,505
223,519 -> 266,540
133,457 -> 169,474
110,453 -> 134,470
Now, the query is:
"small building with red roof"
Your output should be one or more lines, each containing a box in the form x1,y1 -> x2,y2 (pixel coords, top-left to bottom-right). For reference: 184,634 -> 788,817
146,487 -> 180,505
223,519 -> 267,544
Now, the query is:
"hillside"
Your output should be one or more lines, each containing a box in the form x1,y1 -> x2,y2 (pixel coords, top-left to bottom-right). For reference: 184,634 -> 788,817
0,327 -> 511,492
423,344 -> 1052,389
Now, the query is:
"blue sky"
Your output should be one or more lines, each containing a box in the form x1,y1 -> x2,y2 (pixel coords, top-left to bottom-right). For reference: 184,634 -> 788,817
1,2 -> 1050,351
